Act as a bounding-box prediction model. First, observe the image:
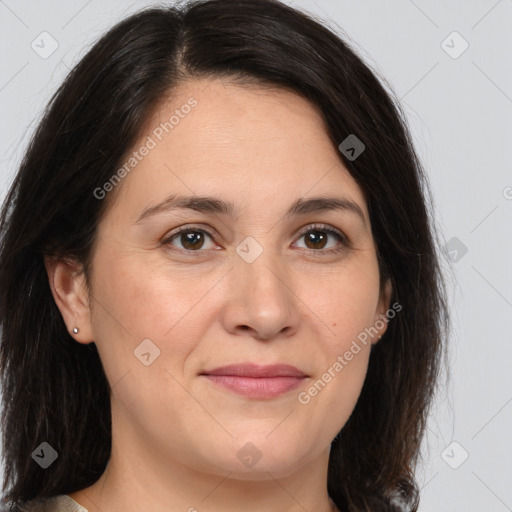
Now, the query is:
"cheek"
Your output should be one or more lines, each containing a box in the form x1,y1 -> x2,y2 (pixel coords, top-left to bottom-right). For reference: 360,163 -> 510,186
300,261 -> 380,411
88,250 -> 214,378
300,276 -> 377,429
88,255 -> 211,428
316,264 -> 381,347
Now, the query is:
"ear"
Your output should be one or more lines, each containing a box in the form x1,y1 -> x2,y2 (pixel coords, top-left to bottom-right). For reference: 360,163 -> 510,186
44,256 -> 94,344
372,278 -> 393,345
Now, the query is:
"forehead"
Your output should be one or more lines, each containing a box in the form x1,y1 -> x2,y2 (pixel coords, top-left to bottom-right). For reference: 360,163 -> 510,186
108,77 -> 368,219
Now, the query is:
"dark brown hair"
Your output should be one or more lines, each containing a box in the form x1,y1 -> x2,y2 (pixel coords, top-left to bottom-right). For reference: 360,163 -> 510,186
0,1 -> 450,510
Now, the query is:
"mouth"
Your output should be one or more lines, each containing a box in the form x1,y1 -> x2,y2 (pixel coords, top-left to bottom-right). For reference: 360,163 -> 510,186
199,363 -> 309,399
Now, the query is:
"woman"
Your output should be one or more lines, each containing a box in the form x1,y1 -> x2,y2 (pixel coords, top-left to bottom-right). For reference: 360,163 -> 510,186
0,0 -> 449,511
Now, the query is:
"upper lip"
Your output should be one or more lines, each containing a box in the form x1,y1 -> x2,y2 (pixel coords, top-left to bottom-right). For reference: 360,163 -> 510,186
200,363 -> 308,378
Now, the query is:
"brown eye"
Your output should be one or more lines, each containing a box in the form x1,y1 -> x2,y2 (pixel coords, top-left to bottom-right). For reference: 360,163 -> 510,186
303,230 -> 329,250
162,228 -> 215,251
293,224 -> 348,254
178,231 -> 207,250
162,223 -> 349,256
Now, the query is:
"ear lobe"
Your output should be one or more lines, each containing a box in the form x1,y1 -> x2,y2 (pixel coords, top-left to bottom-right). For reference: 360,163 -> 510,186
44,255 -> 94,343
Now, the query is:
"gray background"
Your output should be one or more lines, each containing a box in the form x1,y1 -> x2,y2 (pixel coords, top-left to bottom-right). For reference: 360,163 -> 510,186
1,0 -> 511,510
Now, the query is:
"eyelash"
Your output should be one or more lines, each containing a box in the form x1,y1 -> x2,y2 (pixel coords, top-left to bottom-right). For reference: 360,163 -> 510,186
161,223 -> 350,256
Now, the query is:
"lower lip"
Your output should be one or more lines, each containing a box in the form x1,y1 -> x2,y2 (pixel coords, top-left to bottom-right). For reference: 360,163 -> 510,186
202,375 -> 305,399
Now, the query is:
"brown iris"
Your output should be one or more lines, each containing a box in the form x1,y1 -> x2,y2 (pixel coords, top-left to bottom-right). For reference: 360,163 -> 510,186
180,231 -> 206,250
304,230 -> 328,250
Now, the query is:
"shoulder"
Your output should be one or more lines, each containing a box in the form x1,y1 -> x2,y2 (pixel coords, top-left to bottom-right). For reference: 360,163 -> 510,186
2,495 -> 88,512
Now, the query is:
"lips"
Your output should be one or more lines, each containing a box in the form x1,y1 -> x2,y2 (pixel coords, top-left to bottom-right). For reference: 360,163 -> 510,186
200,364 -> 308,399
201,363 -> 307,378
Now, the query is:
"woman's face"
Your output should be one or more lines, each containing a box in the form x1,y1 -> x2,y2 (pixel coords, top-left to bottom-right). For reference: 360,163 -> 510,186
70,78 -> 391,478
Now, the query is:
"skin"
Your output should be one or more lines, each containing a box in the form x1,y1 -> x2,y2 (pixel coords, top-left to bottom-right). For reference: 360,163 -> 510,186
45,77 -> 391,512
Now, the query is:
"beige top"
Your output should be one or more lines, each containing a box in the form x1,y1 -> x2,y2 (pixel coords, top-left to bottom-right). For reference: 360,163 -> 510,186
18,495 -> 88,512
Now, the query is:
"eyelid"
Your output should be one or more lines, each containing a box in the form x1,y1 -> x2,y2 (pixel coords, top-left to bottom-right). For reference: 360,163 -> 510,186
295,223 -> 348,242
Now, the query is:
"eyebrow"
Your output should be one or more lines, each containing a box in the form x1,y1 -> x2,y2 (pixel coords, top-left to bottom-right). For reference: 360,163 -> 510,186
135,194 -> 367,228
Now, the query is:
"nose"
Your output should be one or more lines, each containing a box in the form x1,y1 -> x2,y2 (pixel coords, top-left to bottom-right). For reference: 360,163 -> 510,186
220,247 -> 301,341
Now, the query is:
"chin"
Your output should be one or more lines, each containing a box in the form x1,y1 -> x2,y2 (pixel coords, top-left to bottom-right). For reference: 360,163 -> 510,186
201,435 -> 317,479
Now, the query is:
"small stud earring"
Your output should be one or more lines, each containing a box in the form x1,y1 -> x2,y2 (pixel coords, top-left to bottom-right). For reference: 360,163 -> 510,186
72,327 -> 80,334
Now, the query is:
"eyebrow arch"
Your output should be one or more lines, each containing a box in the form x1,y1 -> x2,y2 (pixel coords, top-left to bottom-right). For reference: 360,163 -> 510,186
135,194 -> 367,228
